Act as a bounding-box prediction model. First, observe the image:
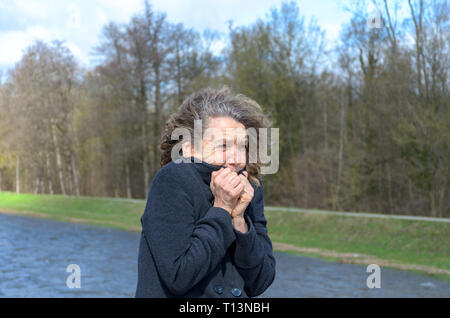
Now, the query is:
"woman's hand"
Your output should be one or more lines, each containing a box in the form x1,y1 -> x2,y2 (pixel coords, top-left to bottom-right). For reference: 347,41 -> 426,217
231,171 -> 254,219
210,167 -> 244,215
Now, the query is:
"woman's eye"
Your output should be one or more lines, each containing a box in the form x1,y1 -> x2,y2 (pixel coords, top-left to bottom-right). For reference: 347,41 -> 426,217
216,144 -> 246,151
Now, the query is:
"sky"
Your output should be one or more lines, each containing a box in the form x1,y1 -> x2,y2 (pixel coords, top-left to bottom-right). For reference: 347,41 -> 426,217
0,0 -> 356,75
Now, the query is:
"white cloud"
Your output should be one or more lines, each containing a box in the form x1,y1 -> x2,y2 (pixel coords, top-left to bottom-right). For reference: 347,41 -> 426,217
93,0 -> 142,22
210,39 -> 227,56
26,25 -> 58,41
11,0 -> 49,19
0,30 -> 32,66
66,41 -> 90,67
151,0 -> 283,33
0,25 -> 62,66
95,8 -> 109,28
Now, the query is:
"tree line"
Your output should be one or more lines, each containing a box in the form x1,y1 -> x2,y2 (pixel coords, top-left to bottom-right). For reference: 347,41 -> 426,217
0,0 -> 448,217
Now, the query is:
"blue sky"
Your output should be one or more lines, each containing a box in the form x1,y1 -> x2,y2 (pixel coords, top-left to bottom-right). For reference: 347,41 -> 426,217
0,0 -> 355,74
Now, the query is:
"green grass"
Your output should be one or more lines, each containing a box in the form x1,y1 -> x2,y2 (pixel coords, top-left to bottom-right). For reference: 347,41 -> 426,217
0,191 -> 144,231
265,210 -> 450,281
1,191 -> 449,281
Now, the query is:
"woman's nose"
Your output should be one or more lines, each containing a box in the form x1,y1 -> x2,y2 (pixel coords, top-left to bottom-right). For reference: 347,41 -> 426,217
226,145 -> 245,167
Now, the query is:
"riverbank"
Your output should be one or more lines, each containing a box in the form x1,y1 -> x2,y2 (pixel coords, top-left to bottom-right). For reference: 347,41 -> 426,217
1,191 -> 449,281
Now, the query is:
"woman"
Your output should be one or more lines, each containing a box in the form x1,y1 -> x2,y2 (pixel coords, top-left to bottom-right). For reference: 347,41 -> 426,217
135,87 -> 276,298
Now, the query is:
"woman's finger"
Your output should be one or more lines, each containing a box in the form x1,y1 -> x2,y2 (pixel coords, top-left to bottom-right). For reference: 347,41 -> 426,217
238,174 -> 251,188
229,175 -> 242,188
231,182 -> 245,197
216,167 -> 232,182
222,171 -> 237,184
211,168 -> 223,180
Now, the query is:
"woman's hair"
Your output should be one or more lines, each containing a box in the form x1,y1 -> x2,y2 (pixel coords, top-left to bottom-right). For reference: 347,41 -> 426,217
160,87 -> 271,187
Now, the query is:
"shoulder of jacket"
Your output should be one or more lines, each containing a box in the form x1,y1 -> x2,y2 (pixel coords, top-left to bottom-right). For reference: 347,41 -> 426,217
154,160 -> 195,186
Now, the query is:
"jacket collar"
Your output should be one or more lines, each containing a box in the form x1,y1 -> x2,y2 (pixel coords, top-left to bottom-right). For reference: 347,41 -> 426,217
184,156 -> 245,186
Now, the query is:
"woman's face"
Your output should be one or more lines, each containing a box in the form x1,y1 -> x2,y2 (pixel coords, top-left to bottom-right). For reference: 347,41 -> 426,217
183,116 -> 247,173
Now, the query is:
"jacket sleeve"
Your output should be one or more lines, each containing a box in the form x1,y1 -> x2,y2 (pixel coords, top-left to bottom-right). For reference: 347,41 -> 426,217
232,180 -> 276,297
141,167 -> 236,296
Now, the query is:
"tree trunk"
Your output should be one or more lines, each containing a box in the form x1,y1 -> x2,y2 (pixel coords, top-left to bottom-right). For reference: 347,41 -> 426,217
323,100 -> 328,151
176,40 -> 183,105
51,123 -> 66,195
153,66 -> 162,175
34,177 -> 40,194
16,154 -> 20,193
408,0 -> 424,100
438,173 -> 447,218
35,152 -> 44,194
303,162 -> 309,208
45,150 -> 54,195
430,193 -> 436,217
386,163 -> 394,214
71,153 -> 80,196
137,51 -> 149,195
142,123 -> 149,195
40,176 -> 45,194
67,161 -> 74,195
68,119 -> 80,196
336,99 -> 346,199
125,162 -> 132,199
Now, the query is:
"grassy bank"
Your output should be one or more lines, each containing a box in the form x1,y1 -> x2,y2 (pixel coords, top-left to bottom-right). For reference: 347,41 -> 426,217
1,191 -> 449,281
265,212 -> 450,281
0,192 -> 144,232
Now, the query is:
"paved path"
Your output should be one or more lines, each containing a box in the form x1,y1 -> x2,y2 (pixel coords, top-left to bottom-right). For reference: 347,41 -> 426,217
264,206 -> 450,223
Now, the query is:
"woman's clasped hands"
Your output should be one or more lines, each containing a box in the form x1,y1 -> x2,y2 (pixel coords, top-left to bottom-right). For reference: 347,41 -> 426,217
210,167 -> 254,219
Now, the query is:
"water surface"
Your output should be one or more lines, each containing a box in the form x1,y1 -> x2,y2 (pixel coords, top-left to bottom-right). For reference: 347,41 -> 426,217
0,213 -> 448,297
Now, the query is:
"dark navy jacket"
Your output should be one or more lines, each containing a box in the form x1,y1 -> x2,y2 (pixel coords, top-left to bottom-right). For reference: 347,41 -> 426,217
135,156 -> 276,298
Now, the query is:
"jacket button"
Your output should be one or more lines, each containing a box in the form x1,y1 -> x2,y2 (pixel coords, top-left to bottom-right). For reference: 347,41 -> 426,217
231,288 -> 242,297
214,286 -> 223,295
